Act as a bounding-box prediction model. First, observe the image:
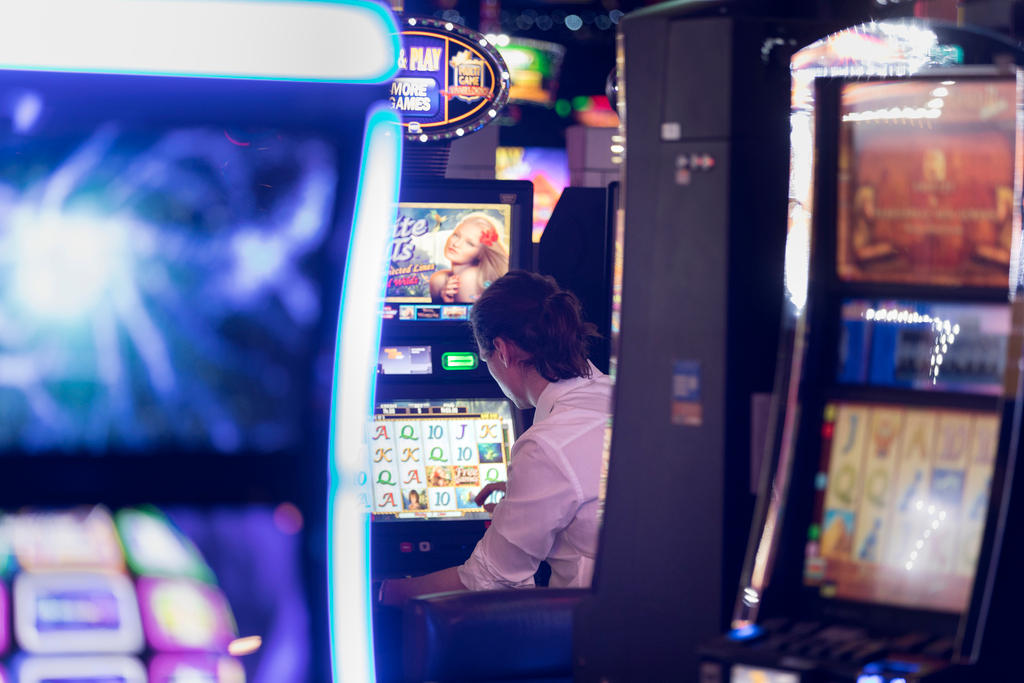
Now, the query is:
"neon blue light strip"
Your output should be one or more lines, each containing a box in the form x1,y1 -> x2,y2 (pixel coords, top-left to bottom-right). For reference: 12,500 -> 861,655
0,0 -> 398,83
327,104 -> 402,683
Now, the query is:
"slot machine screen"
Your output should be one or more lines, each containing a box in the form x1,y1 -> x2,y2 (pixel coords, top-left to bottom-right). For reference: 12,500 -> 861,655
367,398 -> 516,520
835,77 -> 1016,288
381,179 -> 532,323
496,146 -> 569,243
0,108 -> 349,457
837,300 -> 1011,396
804,402 -> 998,614
386,202 -> 512,322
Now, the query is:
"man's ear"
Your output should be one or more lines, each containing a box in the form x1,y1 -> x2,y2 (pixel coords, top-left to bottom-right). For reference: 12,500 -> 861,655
492,337 -> 510,367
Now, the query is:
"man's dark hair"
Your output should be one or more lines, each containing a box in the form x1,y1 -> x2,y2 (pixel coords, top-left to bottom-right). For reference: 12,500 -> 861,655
469,270 -> 599,381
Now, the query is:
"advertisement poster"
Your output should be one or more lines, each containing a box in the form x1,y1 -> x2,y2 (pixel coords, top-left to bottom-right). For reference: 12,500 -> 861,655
387,202 -> 511,304
837,79 -> 1016,287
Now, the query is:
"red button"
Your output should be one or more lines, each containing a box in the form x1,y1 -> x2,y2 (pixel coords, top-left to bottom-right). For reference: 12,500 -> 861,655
399,542 -> 413,553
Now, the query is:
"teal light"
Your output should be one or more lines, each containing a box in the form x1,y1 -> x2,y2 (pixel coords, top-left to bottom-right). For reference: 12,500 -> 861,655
0,0 -> 399,83
326,103 -> 402,683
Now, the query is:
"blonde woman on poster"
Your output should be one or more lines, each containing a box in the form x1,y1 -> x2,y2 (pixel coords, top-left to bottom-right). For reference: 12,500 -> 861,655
429,213 -> 509,303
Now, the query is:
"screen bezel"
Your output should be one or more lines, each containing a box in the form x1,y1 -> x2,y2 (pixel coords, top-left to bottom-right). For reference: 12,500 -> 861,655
756,71 -> 1020,643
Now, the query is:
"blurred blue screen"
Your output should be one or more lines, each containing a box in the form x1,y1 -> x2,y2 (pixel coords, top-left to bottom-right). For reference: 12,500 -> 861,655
0,126 -> 341,454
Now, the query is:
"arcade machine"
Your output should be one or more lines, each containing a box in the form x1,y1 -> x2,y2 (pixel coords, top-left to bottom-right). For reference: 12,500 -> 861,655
575,11 -> 1024,680
574,6 -> 835,680
0,2 -> 401,681
699,67 -> 1024,682
366,14 -> 533,680
369,174 -> 533,577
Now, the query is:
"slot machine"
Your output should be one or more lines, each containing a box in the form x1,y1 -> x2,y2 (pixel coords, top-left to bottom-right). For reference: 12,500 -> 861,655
368,178 -> 534,578
0,2 -> 401,681
699,67 -> 1024,682
366,179 -> 533,683
367,16 -> 532,584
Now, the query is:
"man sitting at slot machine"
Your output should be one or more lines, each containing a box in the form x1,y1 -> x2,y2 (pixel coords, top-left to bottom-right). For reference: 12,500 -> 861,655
379,271 -> 612,604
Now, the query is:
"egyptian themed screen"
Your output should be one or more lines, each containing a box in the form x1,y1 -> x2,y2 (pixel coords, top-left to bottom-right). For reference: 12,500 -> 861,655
386,202 -> 512,319
0,503 -> 309,682
805,402 -> 998,614
366,399 -> 515,520
0,125 -> 342,455
837,300 -> 1011,396
836,78 -> 1016,288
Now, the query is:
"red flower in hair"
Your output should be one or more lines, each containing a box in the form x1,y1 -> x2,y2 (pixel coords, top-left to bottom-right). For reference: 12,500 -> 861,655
480,226 -> 498,247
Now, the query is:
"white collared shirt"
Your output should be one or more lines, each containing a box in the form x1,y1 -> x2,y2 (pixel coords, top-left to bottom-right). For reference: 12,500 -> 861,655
458,363 -> 612,590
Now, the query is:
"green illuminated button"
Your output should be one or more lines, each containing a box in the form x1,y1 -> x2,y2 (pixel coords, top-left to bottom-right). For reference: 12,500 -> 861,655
442,352 -> 478,371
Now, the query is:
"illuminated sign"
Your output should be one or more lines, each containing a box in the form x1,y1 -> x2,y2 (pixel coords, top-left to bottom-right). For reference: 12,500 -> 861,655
395,17 -> 510,142
496,38 -> 565,105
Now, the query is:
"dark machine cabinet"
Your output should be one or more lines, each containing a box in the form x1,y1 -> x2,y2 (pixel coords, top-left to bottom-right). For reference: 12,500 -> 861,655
574,8 -> 828,682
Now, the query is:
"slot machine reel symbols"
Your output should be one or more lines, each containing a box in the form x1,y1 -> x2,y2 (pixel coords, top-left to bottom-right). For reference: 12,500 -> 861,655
477,420 -> 501,442
423,421 -> 452,466
366,421 -> 399,510
840,412 -> 860,455
373,445 -> 394,465
476,420 -> 503,464
372,435 -> 401,513
936,418 -> 969,467
450,419 -> 478,464
479,463 -> 508,510
426,467 -> 457,512
375,470 -> 401,511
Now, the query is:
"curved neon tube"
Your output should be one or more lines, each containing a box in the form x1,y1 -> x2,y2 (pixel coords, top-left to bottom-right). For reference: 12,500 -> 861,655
327,105 -> 402,683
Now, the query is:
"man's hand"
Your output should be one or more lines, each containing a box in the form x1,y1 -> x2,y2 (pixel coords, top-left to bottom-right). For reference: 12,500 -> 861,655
474,482 -> 507,513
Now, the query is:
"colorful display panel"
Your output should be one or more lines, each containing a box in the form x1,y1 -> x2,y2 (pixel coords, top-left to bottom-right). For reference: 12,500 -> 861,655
805,403 -> 998,614
0,504 -> 309,681
495,38 -> 565,106
387,202 -> 511,306
12,507 -> 124,572
376,346 -> 433,376
0,126 -> 343,455
836,78 -> 1016,287
18,655 -> 146,683
837,300 -> 1011,396
13,572 -> 145,654
115,507 -> 214,582
367,399 -> 515,519
496,146 -> 569,243
730,664 -> 800,683
149,653 -> 245,683
137,577 -> 237,652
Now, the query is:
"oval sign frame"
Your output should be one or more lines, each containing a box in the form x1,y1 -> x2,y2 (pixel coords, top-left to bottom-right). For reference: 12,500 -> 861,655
393,16 -> 511,143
